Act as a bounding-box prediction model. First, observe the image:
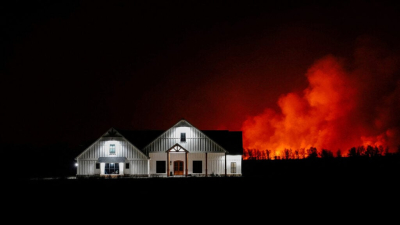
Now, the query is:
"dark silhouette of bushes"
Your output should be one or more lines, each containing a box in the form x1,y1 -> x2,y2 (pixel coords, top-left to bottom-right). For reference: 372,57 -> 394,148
243,144 -> 397,160
242,145 -> 400,180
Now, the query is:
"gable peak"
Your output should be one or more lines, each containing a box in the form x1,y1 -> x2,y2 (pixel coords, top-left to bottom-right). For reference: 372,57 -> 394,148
173,119 -> 192,128
103,127 -> 122,137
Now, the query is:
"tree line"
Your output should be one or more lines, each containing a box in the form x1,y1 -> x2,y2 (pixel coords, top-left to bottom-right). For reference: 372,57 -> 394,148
243,145 -> 400,160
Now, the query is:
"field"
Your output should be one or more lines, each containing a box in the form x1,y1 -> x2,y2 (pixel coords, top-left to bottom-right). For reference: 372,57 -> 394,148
8,156 -> 399,220
13,157 -> 399,194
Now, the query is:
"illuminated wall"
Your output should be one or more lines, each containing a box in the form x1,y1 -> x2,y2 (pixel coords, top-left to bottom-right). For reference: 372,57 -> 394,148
76,136 -> 149,176
76,120 -> 242,177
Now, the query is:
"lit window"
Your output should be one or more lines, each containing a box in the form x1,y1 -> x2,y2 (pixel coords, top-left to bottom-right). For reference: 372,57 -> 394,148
109,144 -> 116,155
105,163 -> 119,174
181,132 -> 186,142
231,162 -> 236,173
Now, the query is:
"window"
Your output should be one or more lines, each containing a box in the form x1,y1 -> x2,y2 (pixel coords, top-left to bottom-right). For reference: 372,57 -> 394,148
105,163 -> 119,174
231,162 -> 237,173
156,161 -> 166,173
96,163 -> 100,169
109,144 -> 116,155
193,160 -> 202,173
126,163 -> 129,169
181,132 -> 186,142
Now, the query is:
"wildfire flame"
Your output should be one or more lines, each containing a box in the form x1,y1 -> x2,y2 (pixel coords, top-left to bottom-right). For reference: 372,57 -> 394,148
242,37 -> 400,158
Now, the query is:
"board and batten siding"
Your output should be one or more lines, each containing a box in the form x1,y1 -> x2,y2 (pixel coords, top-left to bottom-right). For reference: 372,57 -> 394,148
75,120 -> 242,177
143,126 -> 227,154
76,137 -> 149,176
76,160 -> 97,175
127,160 -> 149,175
206,153 -> 226,175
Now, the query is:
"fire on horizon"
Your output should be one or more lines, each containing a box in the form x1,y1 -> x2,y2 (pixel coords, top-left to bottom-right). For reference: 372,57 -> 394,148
2,1 -> 400,158
241,38 -> 400,158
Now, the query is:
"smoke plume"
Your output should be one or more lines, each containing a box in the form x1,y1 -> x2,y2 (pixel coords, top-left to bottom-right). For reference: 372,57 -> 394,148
242,37 -> 400,157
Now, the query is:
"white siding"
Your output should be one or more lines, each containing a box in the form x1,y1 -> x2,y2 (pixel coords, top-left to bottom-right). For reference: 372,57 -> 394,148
226,155 -> 242,176
148,152 -> 231,176
126,159 -> 149,175
149,153 -> 168,177
188,153 -> 206,174
207,153 -> 226,175
76,137 -> 148,176
144,126 -> 226,154
77,137 -> 147,160
77,160 -> 97,175
75,121 -> 242,177
144,122 -> 241,176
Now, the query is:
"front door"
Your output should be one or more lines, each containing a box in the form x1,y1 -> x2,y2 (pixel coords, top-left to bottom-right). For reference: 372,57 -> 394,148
174,160 -> 184,175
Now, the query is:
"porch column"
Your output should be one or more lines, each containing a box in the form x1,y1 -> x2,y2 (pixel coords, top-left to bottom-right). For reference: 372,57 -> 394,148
167,152 -> 170,177
225,152 -> 227,177
185,152 -> 188,177
205,152 -> 208,177
147,159 -> 150,177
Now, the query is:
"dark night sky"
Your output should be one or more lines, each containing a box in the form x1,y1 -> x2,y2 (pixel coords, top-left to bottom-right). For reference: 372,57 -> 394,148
1,0 -> 400,150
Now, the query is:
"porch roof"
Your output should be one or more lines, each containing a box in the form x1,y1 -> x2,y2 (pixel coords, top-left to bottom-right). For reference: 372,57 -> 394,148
98,157 -> 127,163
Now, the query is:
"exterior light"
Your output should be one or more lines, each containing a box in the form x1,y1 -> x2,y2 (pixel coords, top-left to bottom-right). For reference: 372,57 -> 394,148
75,163 -> 78,167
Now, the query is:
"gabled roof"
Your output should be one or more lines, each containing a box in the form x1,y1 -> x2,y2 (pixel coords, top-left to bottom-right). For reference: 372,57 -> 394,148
76,119 -> 243,158
140,119 -> 241,154
75,127 -> 149,160
117,127 -> 243,155
115,129 -> 164,150
172,119 -> 192,127
202,130 -> 243,155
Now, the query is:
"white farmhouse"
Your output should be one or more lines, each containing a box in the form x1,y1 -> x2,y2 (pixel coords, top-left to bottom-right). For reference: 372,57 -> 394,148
75,119 -> 243,178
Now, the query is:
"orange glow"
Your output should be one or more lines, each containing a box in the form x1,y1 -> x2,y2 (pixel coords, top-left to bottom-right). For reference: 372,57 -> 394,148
242,40 -> 400,157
